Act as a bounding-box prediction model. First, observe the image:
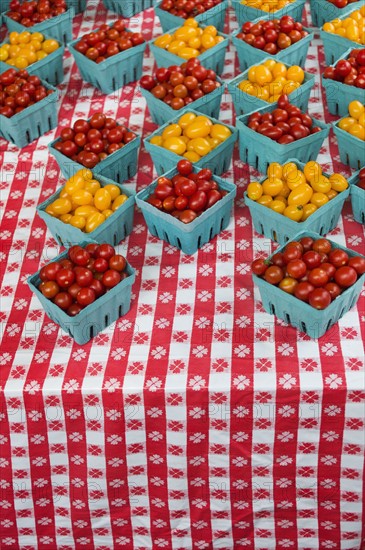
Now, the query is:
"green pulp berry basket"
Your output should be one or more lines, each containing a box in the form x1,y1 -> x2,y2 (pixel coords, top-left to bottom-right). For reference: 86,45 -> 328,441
322,47 -> 365,116
144,108 -> 238,176
140,76 -> 225,126
244,158 -> 350,244
68,26 -> 147,95
0,38 -> 64,86
348,168 -> 365,224
155,0 -> 228,32
253,230 -> 365,339
150,26 -> 229,75
48,125 -> 140,184
333,120 -> 364,170
310,0 -> 363,28
227,58 -> 315,116
102,0 -> 154,17
0,66 -> 58,148
236,103 -> 329,174
135,166 -> 236,254
320,4 -> 365,65
28,241 -> 136,345
37,172 -> 136,248
3,7 -> 74,44
232,24 -> 314,72
232,0 -> 305,24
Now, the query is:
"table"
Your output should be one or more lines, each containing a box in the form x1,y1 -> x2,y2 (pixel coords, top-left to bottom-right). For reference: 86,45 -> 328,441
1,2 -> 364,549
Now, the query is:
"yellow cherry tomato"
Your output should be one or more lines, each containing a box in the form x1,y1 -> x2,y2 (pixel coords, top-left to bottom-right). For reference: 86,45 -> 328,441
184,120 -> 211,139
286,170 -> 306,190
45,204 -> 57,216
167,39 -> 187,55
338,116 -> 356,131
348,100 -> 365,119
262,177 -> 284,197
286,66 -> 305,84
18,31 -> 31,44
36,51 -> 48,61
282,161 -> 298,181
70,215 -> 86,229
31,32 -> 44,41
154,34 -> 172,49
74,205 -> 98,217
304,160 -> 322,182
310,175 -> 331,194
201,34 -> 216,49
184,18 -> 198,28
59,189 -> 71,199
102,209 -> 114,219
84,179 -> 101,195
14,56 -> 29,69
9,32 -> 19,45
348,123 -> 365,140
183,150 -> 201,162
302,203 -> 317,221
65,175 -> 85,195
327,189 -> 338,200
272,62 -> 287,79
162,136 -> 187,155
248,66 -> 257,83
42,39 -> 59,54
257,194 -> 273,207
284,204 -> 303,221
178,112 -> 196,129
71,189 -> 93,206
276,182 -> 291,198
329,173 -> 348,192
49,198 -> 72,215
311,192 -> 329,208
103,184 -> 120,200
178,47 -> 200,59
0,49 -> 9,61
59,213 -> 72,223
247,181 -> 263,201
85,212 -> 105,233
269,199 -> 286,214
209,124 -> 231,141
287,183 -> 313,206
112,194 -> 128,211
267,162 -> 283,180
162,124 -> 182,140
94,188 -> 112,211
263,59 -> 276,71
254,65 -> 273,86
203,25 -> 218,37
175,26 -> 197,41
188,137 -> 212,157
150,136 -> 163,146
273,195 -> 287,205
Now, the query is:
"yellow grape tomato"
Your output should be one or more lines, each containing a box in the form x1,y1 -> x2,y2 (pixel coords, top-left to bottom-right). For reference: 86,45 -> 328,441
71,190 -> 93,206
112,194 -> 128,211
103,184 -> 121,200
85,212 -> 106,233
287,183 -> 313,206
50,198 -> 72,215
247,181 -> 263,201
94,188 -> 112,211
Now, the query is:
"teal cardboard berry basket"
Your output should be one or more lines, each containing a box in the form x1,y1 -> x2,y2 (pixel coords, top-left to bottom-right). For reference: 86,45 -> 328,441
227,58 -> 315,116
0,37 -> 64,86
102,0 -> 154,17
322,47 -> 365,116
68,0 -> 86,14
232,0 -> 305,25
150,26 -> 229,75
348,168 -> 365,224
232,24 -> 313,73
140,76 -> 225,126
135,166 -> 236,254
68,25 -> 147,95
155,0 -> 228,32
236,103 -> 329,174
0,66 -> 58,148
3,7 -> 74,44
144,108 -> 238,176
28,241 -> 136,345
333,120 -> 364,170
244,158 -> 350,244
252,230 -> 365,339
48,125 -> 140,183
37,172 -> 135,248
320,4 -> 365,65
310,0 -> 363,28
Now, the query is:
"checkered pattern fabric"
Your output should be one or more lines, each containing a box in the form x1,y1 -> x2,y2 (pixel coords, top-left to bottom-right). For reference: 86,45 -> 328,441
0,1 -> 364,549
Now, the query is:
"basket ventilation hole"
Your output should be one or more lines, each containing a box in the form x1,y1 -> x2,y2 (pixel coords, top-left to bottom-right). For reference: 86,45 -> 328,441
326,318 -> 333,331
255,156 -> 259,170
151,224 -> 157,236
197,235 -> 202,248
209,226 -> 214,240
26,130 -> 31,143
163,231 -> 169,243
339,308 -> 346,318
362,213 -> 365,223
301,321 -> 307,333
220,217 -> 225,231
37,124 -> 41,136
112,77 -> 116,90
350,297 -> 357,309
133,67 -> 137,80
270,303 -> 275,316
176,237 -> 181,249
113,234 -> 118,246
48,116 -> 52,130
284,313 -> 291,324
57,235 -> 64,247
118,304 -> 123,317
320,226 -> 324,234
104,314 -> 109,326
90,325 -> 94,339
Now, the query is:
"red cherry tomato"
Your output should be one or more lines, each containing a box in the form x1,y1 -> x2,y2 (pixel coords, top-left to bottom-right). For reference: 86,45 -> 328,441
109,255 -> 126,272
308,268 -> 329,288
75,267 -> 94,288
264,265 -> 284,285
54,292 -> 73,311
294,281 -> 315,302
325,282 -> 342,300
95,243 -> 115,261
308,288 -> 331,310
302,250 -> 322,269
102,269 -> 122,288
39,280 -> 60,299
179,209 -> 197,224
347,256 -> 365,275
328,249 -> 349,268
334,266 -> 358,288
286,259 -> 307,279
56,268 -> 75,289
76,287 -> 96,306
251,258 -> 268,276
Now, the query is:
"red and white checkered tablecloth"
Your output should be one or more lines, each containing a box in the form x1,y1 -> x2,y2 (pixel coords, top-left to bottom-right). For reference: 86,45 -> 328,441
0,1 -> 364,549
